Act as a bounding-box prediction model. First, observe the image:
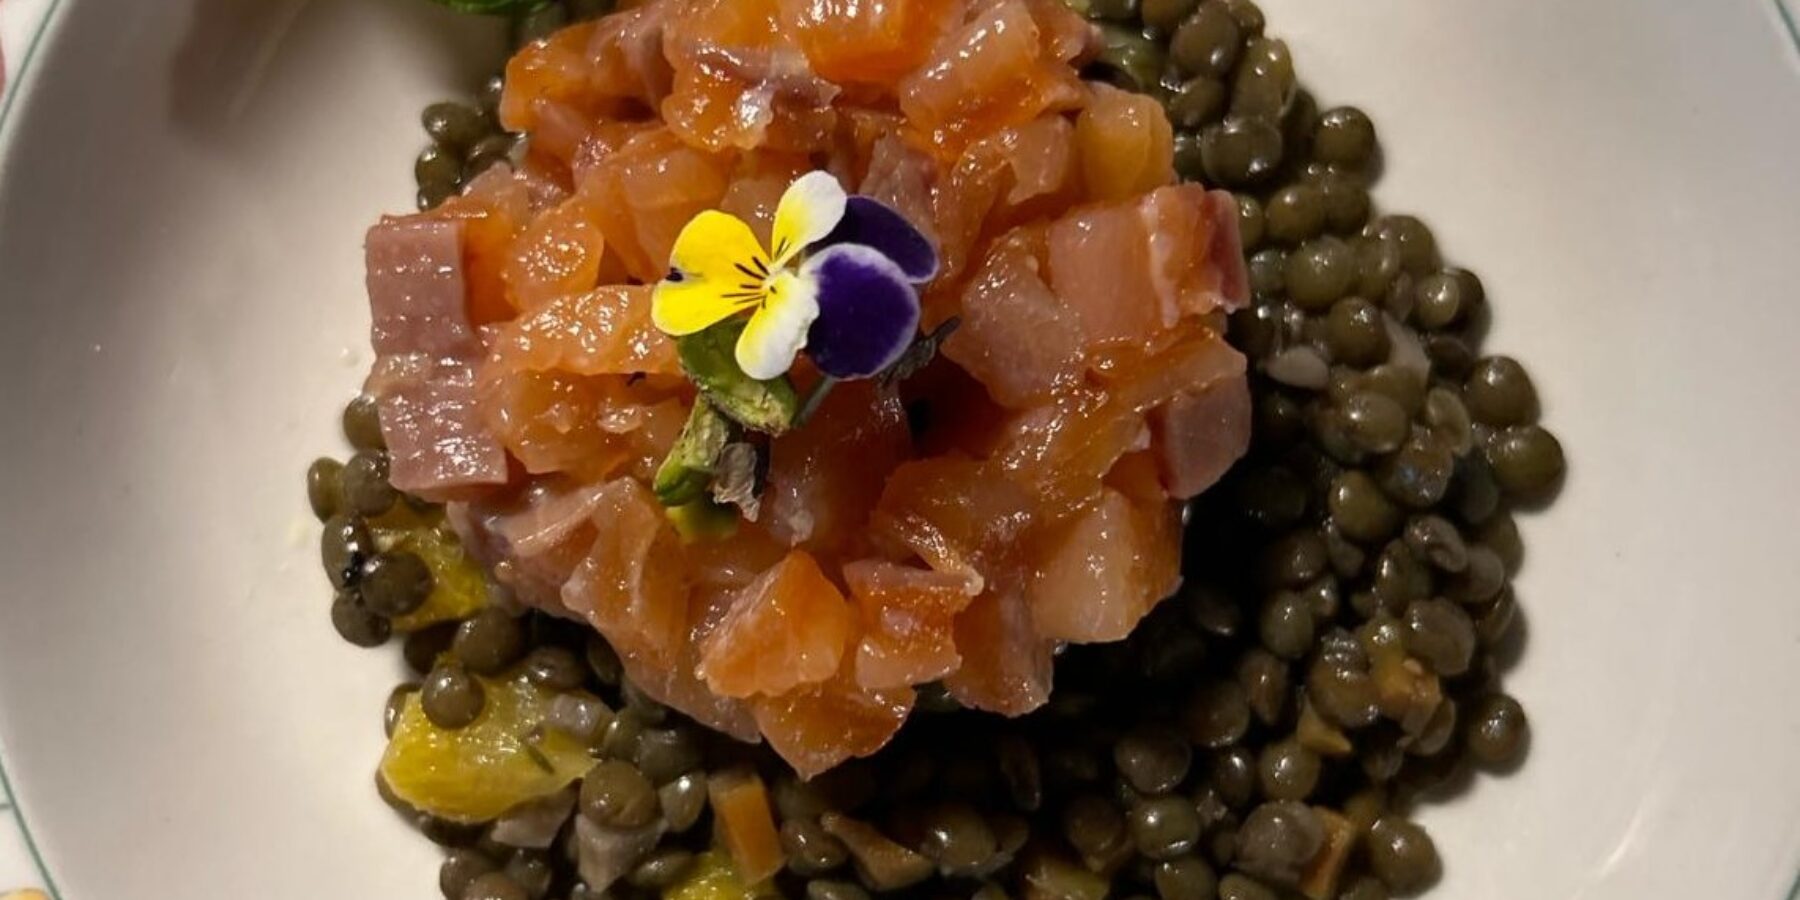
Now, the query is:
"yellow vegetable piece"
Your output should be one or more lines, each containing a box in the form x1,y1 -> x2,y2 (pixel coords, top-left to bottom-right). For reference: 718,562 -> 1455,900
1295,700 -> 1353,757
1298,807 -> 1355,900
667,499 -> 740,544
664,851 -> 780,900
369,506 -> 489,632
380,672 -> 596,823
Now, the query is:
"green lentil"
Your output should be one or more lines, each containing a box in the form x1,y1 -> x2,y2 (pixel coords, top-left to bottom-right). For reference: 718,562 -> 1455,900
1171,4 -> 1243,78
1255,738 -> 1320,801
1200,116 -> 1284,187
360,551 -> 433,617
916,803 -> 998,876
634,726 -> 704,785
320,513 -> 374,589
520,646 -> 587,691
580,760 -> 659,829
1328,471 -> 1400,543
1263,183 -> 1324,245
440,848 -> 497,900
1186,682 -> 1252,748
1284,236 -> 1357,311
659,773 -> 708,832
1115,726 -> 1193,795
453,609 -> 525,676
1342,392 -> 1409,455
422,102 -> 492,152
1130,796 -> 1203,860
1229,37 -> 1292,118
1141,0 -> 1201,32
1217,873 -> 1278,900
306,457 -> 343,521
1313,106 -> 1375,167
421,663 -> 484,729
1366,215 -> 1439,274
784,818 -> 850,876
1258,591 -> 1315,660
1168,77 -> 1230,130
342,395 -> 386,451
1367,817 -> 1440,893
330,591 -> 390,647
1234,801 -> 1323,887
1465,693 -> 1529,767
627,849 -> 697,890
1486,425 -> 1565,496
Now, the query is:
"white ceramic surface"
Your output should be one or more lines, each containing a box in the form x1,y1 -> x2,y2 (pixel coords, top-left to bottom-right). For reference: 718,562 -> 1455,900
0,1 -> 1797,898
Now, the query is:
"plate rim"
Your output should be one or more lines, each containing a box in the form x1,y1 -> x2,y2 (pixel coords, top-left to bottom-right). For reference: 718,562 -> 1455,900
0,1 -> 1795,899
0,2 -> 69,895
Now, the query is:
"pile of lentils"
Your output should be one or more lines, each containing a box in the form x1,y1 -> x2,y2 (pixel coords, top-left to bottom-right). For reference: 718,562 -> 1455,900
309,0 -> 1564,898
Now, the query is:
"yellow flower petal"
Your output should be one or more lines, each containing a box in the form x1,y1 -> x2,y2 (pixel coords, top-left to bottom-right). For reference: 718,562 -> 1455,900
653,210 -> 770,336
769,171 -> 847,269
653,279 -> 762,337
734,271 -> 819,380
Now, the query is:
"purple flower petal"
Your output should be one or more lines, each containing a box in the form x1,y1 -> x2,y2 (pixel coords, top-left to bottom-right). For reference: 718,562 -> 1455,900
816,196 -> 939,283
800,244 -> 922,379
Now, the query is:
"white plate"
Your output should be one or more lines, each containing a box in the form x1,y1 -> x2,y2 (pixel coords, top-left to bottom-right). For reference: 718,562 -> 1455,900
0,0 -> 1797,897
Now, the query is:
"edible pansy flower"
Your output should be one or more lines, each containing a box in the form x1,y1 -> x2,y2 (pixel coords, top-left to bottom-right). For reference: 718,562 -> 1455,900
651,171 -> 938,381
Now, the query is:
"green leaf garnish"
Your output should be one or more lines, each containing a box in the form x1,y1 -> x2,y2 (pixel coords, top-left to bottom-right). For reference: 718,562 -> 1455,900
666,499 -> 741,543
653,398 -> 737,507
424,0 -> 550,15
676,322 -> 801,434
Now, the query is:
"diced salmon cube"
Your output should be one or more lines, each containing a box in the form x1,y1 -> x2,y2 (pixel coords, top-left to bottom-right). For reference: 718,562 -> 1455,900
503,195 -> 607,312
1000,114 -> 1078,209
752,670 -> 915,779
1047,185 -> 1251,355
577,128 -> 731,282
943,226 -> 1085,408
697,551 -> 855,698
487,285 -> 680,378
1025,487 -> 1181,643
685,523 -> 789,589
991,388 -> 1149,522
501,22 -> 602,134
843,560 -> 976,689
660,0 -> 840,153
478,370 -> 625,478
784,0 -> 963,87
1046,198 -> 1164,350
900,358 -> 1013,459
1023,0 -> 1097,63
860,134 -> 941,255
1098,326 -> 1247,414
898,0 -> 1082,157
425,169 -> 534,326
944,587 -> 1053,716
869,457 -> 1038,594
1148,374 -> 1252,499
562,480 -> 690,669
764,381 -> 913,555
586,0 -> 674,108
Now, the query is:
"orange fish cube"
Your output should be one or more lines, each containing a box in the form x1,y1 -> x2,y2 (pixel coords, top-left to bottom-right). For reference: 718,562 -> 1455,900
697,551 -> 855,698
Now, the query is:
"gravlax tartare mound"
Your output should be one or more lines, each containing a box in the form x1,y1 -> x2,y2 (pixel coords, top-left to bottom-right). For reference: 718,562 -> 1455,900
362,0 -> 1251,777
